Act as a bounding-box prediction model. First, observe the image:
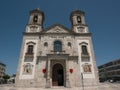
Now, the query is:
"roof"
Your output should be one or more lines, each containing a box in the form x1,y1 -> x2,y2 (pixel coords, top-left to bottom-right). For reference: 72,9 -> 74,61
29,8 -> 44,21
42,23 -> 75,34
0,62 -> 6,67
70,9 -> 85,20
98,58 -> 120,68
30,8 -> 44,14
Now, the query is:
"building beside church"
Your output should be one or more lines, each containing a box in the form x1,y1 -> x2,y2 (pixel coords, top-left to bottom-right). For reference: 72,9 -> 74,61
0,62 -> 6,79
16,9 -> 99,88
98,58 -> 120,82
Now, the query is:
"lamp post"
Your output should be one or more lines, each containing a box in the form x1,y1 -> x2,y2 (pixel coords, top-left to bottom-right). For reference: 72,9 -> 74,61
81,73 -> 84,90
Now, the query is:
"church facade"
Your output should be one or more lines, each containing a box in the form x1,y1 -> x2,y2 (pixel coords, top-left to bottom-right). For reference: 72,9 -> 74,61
16,9 -> 99,88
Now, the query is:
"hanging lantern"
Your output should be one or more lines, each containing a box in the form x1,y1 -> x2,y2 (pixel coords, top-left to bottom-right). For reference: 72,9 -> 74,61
69,69 -> 73,73
42,69 -> 46,73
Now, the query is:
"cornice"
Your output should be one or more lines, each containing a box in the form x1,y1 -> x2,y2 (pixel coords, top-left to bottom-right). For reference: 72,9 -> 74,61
23,32 -> 91,37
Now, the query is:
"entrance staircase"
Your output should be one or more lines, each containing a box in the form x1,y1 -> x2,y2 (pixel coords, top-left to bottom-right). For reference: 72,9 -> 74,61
0,83 -> 120,90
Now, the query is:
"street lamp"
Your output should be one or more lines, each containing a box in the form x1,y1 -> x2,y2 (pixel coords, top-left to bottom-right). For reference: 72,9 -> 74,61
81,72 -> 84,90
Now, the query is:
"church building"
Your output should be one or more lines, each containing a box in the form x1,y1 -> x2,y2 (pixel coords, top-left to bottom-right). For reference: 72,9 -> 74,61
16,9 -> 99,88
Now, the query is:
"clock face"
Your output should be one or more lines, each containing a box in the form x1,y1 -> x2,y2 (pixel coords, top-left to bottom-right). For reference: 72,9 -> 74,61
29,26 -> 38,32
78,29 -> 84,33
77,26 -> 85,33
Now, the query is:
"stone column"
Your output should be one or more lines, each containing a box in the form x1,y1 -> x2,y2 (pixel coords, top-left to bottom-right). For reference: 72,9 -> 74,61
66,60 -> 70,87
46,59 -> 51,88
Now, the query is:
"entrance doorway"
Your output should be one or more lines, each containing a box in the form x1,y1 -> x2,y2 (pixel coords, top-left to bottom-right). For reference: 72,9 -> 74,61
52,63 -> 64,86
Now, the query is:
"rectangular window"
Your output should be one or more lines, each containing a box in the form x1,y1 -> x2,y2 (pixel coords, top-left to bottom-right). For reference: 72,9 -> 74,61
82,45 -> 88,55
27,45 -> 34,55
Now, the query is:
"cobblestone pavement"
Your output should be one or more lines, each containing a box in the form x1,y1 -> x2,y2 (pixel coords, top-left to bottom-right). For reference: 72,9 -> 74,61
98,82 -> 120,90
0,82 -> 120,90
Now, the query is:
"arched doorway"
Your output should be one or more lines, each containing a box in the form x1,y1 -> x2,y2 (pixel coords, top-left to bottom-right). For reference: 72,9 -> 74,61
52,63 -> 64,86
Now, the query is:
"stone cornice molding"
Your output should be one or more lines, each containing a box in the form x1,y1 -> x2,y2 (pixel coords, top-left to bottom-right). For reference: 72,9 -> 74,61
23,32 -> 91,37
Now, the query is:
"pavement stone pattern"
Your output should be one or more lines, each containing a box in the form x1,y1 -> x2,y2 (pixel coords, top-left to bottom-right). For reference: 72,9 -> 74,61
0,83 -> 120,90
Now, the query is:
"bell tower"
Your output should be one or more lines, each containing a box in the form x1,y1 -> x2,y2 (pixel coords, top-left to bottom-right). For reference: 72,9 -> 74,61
70,10 -> 89,33
26,9 -> 44,33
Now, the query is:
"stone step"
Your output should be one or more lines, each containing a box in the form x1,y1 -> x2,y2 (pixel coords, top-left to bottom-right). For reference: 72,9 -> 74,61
0,87 -> 99,90
0,83 -> 120,90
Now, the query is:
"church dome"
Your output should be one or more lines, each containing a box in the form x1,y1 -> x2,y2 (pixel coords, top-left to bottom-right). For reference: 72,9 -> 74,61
30,8 -> 44,15
70,10 -> 85,20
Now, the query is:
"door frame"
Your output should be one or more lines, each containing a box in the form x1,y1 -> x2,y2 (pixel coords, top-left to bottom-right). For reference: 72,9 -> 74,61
52,63 -> 64,86
51,60 -> 66,87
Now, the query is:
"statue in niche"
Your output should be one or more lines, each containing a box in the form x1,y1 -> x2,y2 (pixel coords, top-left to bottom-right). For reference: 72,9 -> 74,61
83,64 -> 91,72
23,63 -> 33,74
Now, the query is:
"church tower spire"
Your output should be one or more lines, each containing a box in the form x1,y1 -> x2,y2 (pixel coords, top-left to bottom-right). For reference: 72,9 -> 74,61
70,10 -> 89,33
26,9 -> 44,32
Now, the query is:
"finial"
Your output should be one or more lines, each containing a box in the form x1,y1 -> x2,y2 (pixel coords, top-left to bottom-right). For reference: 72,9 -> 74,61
37,8 -> 40,10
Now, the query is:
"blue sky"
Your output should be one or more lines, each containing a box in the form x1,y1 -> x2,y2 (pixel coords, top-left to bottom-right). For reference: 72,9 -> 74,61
0,0 -> 120,75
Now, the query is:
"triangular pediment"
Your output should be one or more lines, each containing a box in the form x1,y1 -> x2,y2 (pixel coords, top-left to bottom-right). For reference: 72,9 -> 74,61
43,24 -> 73,33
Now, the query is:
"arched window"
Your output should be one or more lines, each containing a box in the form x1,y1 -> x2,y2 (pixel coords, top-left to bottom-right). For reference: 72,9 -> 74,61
44,42 -> 48,47
33,15 -> 38,23
77,16 -> 81,23
81,45 -> 88,55
68,42 -> 71,46
68,42 -> 72,48
27,45 -> 33,54
54,41 -> 62,52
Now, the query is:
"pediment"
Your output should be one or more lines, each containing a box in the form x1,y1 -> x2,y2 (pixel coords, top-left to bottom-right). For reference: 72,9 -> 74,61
44,24 -> 72,33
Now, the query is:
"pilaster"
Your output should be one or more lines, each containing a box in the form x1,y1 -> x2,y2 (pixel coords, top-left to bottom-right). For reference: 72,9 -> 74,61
46,59 -> 51,88
66,60 -> 70,88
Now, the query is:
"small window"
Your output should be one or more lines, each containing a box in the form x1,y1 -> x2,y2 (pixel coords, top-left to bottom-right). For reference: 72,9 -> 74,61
33,15 -> 38,23
81,45 -> 88,55
68,42 -> 72,48
44,42 -> 48,47
27,45 -> 33,54
77,16 -> 81,23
